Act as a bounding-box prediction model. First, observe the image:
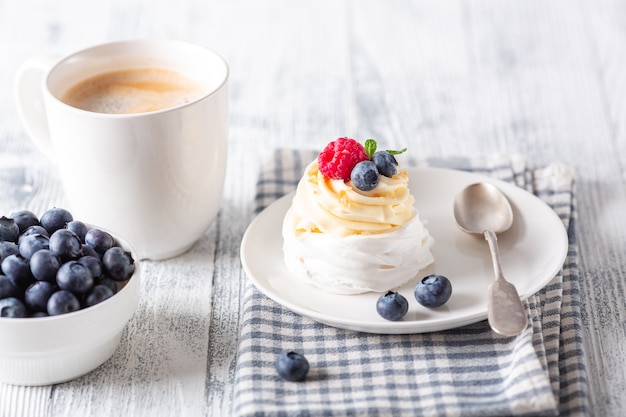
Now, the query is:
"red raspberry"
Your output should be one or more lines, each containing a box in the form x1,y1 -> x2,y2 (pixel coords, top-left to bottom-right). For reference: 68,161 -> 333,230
317,137 -> 368,181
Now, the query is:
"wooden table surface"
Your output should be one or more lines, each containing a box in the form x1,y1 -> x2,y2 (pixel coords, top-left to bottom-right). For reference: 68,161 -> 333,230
1,1 -> 624,416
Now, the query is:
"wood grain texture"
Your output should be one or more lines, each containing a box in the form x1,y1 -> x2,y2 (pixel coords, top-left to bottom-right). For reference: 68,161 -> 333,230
1,0 -> 625,416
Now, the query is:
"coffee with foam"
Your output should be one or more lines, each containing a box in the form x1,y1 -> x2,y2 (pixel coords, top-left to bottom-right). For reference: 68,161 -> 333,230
60,68 -> 206,114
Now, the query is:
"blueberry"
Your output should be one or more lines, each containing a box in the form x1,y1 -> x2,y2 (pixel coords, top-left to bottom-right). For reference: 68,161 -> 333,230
85,228 -> 115,254
81,243 -> 100,258
40,207 -> 73,234
0,297 -> 27,318
376,291 -> 409,321
56,260 -> 94,294
371,151 -> 399,178
414,274 -> 453,308
78,255 -> 103,278
18,233 -> 49,259
84,284 -> 115,308
0,274 -> 22,299
67,221 -> 89,243
0,216 -> 19,243
350,160 -> 380,191
47,290 -> 80,316
49,229 -> 82,260
19,225 -> 49,242
9,210 -> 39,233
96,277 -> 118,294
30,249 -> 61,282
102,247 -> 135,281
1,254 -> 34,288
24,281 -> 57,312
275,351 -> 310,382
0,241 -> 19,263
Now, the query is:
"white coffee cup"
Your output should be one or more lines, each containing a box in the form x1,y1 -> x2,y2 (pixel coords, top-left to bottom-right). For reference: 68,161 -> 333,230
15,39 -> 229,260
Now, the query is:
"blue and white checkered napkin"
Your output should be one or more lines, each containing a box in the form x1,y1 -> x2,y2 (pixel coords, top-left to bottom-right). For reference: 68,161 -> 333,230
234,150 -> 589,417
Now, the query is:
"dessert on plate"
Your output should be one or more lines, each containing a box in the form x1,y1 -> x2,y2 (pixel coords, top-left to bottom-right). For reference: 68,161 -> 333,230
281,137 -> 434,295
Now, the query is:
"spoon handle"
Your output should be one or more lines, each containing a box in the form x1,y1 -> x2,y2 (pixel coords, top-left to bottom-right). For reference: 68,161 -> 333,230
484,230 -> 505,282
483,230 -> 528,336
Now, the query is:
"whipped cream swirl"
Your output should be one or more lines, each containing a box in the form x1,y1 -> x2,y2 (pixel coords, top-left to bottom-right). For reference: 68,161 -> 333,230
282,160 -> 434,294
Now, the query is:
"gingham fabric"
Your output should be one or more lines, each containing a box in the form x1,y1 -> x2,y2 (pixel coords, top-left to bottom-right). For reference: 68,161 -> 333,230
234,150 -> 589,417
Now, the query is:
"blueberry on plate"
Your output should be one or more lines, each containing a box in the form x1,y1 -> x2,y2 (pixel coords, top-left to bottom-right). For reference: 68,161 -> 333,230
351,160 -> 380,191
0,297 -> 27,318
414,274 -> 453,308
371,151 -> 399,178
275,351 -> 310,382
376,291 -> 409,321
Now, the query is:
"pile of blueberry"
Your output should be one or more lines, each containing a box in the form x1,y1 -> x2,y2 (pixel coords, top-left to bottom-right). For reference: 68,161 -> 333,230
376,274 -> 453,321
0,207 -> 135,318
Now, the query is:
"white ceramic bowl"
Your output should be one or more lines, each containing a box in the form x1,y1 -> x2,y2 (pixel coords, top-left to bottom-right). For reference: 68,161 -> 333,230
0,231 -> 140,386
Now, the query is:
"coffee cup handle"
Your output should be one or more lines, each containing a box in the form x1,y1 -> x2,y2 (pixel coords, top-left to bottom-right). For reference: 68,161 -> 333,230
14,54 -> 62,160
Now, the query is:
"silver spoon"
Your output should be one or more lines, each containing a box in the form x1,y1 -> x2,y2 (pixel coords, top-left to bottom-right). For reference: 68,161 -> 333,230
453,182 -> 528,336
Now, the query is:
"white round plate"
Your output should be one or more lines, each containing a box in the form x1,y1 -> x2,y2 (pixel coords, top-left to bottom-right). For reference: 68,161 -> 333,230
240,167 -> 568,334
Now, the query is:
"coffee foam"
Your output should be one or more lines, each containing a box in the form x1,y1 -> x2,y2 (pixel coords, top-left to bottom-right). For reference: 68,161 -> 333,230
60,68 -> 206,114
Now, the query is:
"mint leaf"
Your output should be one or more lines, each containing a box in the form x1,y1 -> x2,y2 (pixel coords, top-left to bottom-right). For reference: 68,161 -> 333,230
386,147 -> 407,155
364,139 -> 377,159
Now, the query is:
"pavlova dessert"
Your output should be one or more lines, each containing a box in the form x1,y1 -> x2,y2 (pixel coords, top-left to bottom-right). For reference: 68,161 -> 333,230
281,137 -> 434,294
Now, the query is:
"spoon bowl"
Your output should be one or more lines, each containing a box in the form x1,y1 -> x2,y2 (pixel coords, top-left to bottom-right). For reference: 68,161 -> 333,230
453,182 -> 528,337
453,182 -> 513,235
